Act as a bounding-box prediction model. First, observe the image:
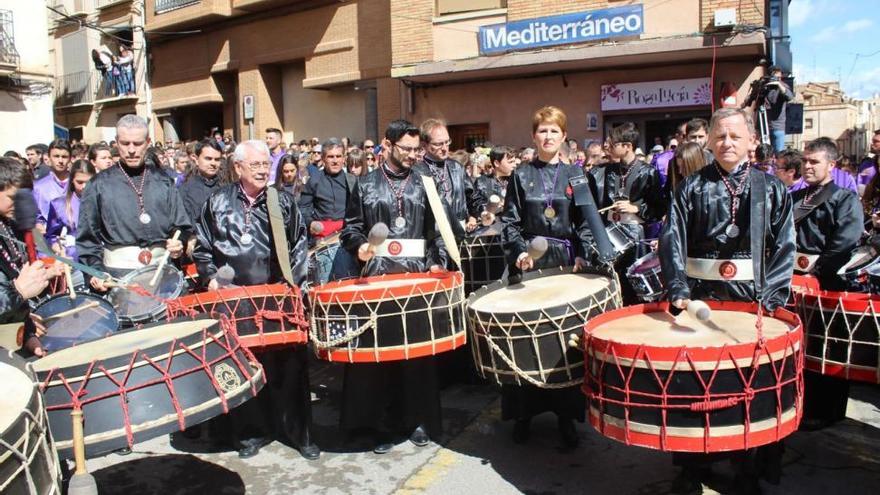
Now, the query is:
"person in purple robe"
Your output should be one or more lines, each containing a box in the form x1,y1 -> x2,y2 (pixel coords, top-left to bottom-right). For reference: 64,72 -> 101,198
45,160 -> 96,261
34,139 -> 71,229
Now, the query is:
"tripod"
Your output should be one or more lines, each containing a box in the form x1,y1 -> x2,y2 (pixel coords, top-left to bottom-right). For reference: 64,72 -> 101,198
756,106 -> 771,146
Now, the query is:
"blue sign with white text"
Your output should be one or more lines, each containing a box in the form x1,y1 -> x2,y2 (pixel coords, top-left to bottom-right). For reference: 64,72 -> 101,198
479,5 -> 644,55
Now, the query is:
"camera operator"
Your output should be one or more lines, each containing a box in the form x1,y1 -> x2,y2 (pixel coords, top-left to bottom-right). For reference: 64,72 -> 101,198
743,66 -> 794,153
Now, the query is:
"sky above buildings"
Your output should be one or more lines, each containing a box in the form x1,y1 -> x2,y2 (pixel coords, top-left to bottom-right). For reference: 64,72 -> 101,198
789,0 -> 879,99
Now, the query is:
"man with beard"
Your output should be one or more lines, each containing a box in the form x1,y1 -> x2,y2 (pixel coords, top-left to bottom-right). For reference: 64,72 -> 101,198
298,138 -> 357,284
414,119 -> 482,245
660,107 -> 795,494
77,114 -> 191,283
339,119 -> 448,454
791,138 -> 863,432
180,139 -> 225,224
193,139 -> 319,460
601,122 -> 665,303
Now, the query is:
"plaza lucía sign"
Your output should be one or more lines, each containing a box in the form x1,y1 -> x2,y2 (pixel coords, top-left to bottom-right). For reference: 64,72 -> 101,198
600,78 -> 713,111
479,4 -> 644,55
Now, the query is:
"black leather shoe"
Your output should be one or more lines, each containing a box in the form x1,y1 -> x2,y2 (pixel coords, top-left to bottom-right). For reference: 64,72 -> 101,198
300,443 -> 321,461
115,447 -> 132,456
512,419 -> 530,444
410,426 -> 430,447
558,417 -> 579,448
237,437 -> 268,459
373,442 -> 394,454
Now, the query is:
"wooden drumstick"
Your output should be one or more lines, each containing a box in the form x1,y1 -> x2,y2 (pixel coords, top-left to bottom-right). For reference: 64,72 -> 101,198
69,408 -> 98,495
150,230 -> 181,287
597,205 -> 615,214
64,264 -> 76,300
43,301 -> 100,321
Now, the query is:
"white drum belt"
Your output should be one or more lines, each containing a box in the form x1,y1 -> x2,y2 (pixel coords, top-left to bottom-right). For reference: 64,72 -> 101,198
374,239 -> 426,258
794,252 -> 819,274
103,246 -> 166,270
607,211 -> 644,225
686,257 -> 754,281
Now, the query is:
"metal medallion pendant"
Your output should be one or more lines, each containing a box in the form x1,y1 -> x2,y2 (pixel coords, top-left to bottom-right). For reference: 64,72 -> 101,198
544,206 -> 556,219
725,224 -> 740,238
240,232 -> 253,245
139,212 -> 151,225
395,216 -> 406,228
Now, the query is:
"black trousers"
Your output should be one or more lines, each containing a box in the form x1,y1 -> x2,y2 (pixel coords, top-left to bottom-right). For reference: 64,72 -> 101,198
803,371 -> 850,424
501,384 -> 585,422
340,356 -> 442,439
229,346 -> 314,448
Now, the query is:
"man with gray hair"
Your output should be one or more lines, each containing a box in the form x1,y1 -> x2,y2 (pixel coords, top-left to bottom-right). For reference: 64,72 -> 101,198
193,139 -> 318,461
660,107 -> 794,493
297,138 -> 358,284
77,114 -> 192,286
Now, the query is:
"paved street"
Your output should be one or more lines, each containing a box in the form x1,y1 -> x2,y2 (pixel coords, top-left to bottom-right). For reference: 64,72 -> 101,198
80,357 -> 880,495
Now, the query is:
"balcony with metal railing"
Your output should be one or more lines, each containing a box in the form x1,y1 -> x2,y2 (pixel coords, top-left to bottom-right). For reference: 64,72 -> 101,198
0,9 -> 19,76
155,0 -> 201,14
55,68 -> 138,108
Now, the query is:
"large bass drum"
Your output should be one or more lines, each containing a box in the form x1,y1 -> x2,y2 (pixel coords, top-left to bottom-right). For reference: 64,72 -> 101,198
33,314 -> 265,458
583,301 -> 804,452
460,225 -> 506,294
467,267 -> 621,388
1,350 -> 61,494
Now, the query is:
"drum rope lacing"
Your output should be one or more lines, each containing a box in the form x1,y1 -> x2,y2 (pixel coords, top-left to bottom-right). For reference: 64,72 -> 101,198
472,269 -> 623,389
0,389 -> 54,494
39,316 -> 262,450
167,285 -> 308,347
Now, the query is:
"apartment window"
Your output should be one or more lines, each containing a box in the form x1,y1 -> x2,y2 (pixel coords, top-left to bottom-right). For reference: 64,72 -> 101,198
436,0 -> 506,16
805,118 -> 813,129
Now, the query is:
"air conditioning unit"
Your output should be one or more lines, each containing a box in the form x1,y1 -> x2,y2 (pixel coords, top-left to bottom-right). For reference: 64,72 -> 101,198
714,8 -> 737,28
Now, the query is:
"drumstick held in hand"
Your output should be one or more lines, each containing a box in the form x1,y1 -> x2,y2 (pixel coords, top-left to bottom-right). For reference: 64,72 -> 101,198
597,205 -> 615,214
687,300 -> 712,322
150,230 -> 181,287
43,301 -> 100,321
64,264 -> 76,300
527,236 -> 549,261
360,222 -> 389,278
485,194 -> 502,214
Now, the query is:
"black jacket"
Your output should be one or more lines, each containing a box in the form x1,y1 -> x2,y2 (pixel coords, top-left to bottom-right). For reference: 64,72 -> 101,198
179,173 -> 222,224
413,156 -> 482,238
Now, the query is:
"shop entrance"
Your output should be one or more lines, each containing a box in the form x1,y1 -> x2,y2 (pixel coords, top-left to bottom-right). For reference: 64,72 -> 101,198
449,123 -> 489,152
604,110 -> 711,151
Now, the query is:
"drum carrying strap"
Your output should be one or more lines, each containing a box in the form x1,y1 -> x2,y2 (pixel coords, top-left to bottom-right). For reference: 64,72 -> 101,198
569,175 -> 616,263
422,175 -> 462,269
750,169 -> 767,302
266,187 -> 295,286
793,184 -> 834,225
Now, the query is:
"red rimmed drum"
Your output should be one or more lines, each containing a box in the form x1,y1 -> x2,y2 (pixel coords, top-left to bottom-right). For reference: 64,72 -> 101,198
798,290 -> 880,383
170,284 -> 308,349
583,301 -> 803,453
310,272 -> 466,363
33,314 -> 265,459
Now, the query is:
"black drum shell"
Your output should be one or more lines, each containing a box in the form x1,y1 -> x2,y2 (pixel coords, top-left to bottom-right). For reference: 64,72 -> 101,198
460,233 -> 507,295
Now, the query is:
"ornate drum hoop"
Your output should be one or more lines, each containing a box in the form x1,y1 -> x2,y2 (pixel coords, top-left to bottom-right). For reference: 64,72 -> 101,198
170,284 -> 308,349
32,292 -> 119,353
467,266 -> 622,389
798,290 -> 880,383
583,301 -> 804,453
108,264 -> 186,326
33,314 -> 265,459
310,272 -> 467,363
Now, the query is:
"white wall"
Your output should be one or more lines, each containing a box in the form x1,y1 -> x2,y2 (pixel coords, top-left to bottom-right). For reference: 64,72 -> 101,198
0,0 -> 54,151
282,63 -> 366,143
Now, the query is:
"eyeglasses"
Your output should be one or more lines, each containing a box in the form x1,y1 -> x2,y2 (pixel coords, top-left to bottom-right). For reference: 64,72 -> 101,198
394,144 -> 420,155
429,140 -> 451,148
366,155 -> 376,161
242,161 -> 271,171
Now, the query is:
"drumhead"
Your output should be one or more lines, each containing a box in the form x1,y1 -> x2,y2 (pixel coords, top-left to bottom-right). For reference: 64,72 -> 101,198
0,360 -> 33,428
109,264 -> 185,319
35,293 -> 118,352
32,319 -> 220,371
838,246 -> 876,274
590,309 -> 795,347
631,252 -> 660,274
327,276 -> 441,293
469,273 -> 612,313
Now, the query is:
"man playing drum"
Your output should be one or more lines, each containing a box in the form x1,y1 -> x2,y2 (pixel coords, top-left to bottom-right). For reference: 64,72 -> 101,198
339,119 -> 448,454
792,138 -> 864,431
660,107 -> 795,494
77,114 -> 191,284
298,138 -> 357,284
600,122 -> 665,304
193,140 -> 319,460
499,106 -> 601,448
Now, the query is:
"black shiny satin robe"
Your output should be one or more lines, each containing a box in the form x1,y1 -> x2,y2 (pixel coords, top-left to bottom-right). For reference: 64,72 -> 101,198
180,173 -> 222,224
599,158 -> 666,223
341,164 -> 447,274
500,159 -> 597,270
473,174 -> 510,209
193,184 -> 307,288
793,183 -> 864,291
660,163 -> 795,311
0,224 -> 29,324
77,160 -> 193,273
414,157 -> 482,238
298,169 -> 349,225
589,165 -> 608,206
